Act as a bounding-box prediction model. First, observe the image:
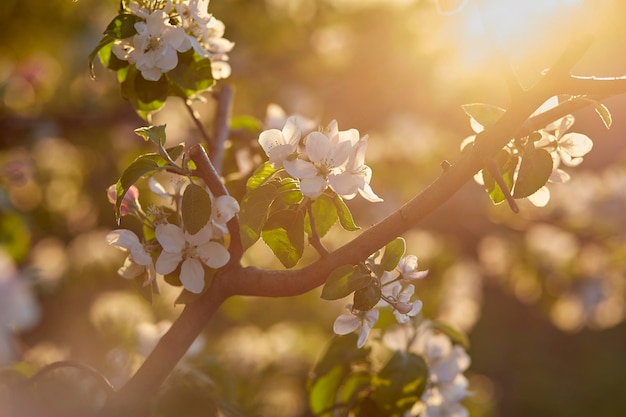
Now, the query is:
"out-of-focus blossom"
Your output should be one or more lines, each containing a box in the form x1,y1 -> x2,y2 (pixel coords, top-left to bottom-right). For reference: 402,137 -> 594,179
0,250 -> 40,365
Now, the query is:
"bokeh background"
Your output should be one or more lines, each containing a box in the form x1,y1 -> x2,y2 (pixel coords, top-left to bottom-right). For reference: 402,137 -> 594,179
2,0 -> 626,416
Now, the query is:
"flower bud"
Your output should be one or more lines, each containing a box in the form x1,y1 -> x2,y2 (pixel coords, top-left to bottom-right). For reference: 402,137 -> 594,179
394,302 -> 414,315
107,184 -> 140,216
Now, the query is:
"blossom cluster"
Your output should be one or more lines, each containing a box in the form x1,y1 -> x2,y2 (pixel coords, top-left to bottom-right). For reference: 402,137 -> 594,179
384,321 -> 472,417
112,0 -> 233,81
258,116 -> 383,202
463,96 -> 593,207
333,255 -> 428,348
106,179 -> 239,294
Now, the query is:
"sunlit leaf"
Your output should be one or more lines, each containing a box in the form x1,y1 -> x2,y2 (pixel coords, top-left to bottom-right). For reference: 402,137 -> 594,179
305,194 -> 339,238
513,143 -> 553,199
462,103 -> 506,127
380,237 -> 406,271
594,102 -> 612,129
182,183 -> 212,235
135,125 -> 167,146
261,208 -> 305,268
246,162 -> 278,191
238,183 -> 279,250
321,265 -> 372,301
372,351 -> 428,415
88,35 -> 115,78
482,150 -> 519,205
168,50 -> 215,97
333,194 -> 360,231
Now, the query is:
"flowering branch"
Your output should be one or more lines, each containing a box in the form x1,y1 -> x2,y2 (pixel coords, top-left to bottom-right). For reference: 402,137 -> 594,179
101,37 -> 626,417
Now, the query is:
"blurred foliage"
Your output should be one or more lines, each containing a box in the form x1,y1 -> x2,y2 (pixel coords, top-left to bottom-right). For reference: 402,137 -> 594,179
1,0 -> 626,416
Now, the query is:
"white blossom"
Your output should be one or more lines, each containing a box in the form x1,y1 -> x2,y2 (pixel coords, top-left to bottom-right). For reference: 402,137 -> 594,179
258,117 -> 302,168
154,223 -> 230,293
106,229 -> 156,286
397,255 -> 429,281
333,304 -> 379,348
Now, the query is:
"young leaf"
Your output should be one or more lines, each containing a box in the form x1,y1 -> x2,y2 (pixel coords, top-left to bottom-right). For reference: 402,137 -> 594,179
103,13 -> 141,39
305,194 -> 339,239
462,103 -> 506,127
238,183 -> 279,250
353,284 -> 381,311
321,265 -> 372,301
88,35 -> 115,78
181,183 -> 213,235
167,51 -> 215,97
594,102 -> 612,129
513,143 -> 553,199
333,194 -> 360,231
261,209 -> 305,268
482,150 -> 519,205
246,161 -> 278,191
380,237 -> 406,271
135,125 -> 167,146
372,352 -> 428,415
308,366 -> 346,417
115,153 -> 168,219
277,178 -> 303,205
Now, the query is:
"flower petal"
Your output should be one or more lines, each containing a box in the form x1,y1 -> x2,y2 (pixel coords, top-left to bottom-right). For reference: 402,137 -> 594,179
284,158 -> 318,179
155,250 -> 183,275
333,314 -> 359,335
196,241 -> 230,269
180,258 -> 206,294
156,224 -> 186,253
300,176 -> 327,198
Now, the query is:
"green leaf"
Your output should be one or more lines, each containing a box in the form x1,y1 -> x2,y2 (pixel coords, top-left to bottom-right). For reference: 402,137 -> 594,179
353,284 -> 381,311
308,366 -> 347,417
462,103 -> 506,127
104,13 -> 141,39
182,183 -> 213,235
166,144 -> 185,162
321,265 -> 372,301
277,178 -> 303,205
430,321 -> 470,349
594,102 -> 612,129
115,153 -> 168,220
261,209 -> 305,268
482,150 -> 519,205
0,212 -> 31,263
305,194 -> 339,238
372,352 -> 428,415
135,125 -> 167,146
246,162 -> 278,191
168,50 -> 215,97
380,237 -> 406,271
312,334 -> 371,377
333,194 -> 360,231
119,67 -> 166,118
238,183 -> 279,250
513,143 -> 553,199
135,72 -> 169,106
88,35 -> 115,78
230,115 -> 262,132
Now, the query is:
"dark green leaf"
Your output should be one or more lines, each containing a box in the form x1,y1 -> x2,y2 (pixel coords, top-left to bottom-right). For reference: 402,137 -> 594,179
305,194 -> 339,238
115,153 -> 168,220
261,209 -> 305,268
166,144 -> 185,162
135,72 -> 169,106
372,352 -> 428,415
182,183 -> 213,234
168,50 -> 215,97
104,14 -> 141,39
431,321 -> 470,349
135,125 -> 167,146
321,265 -> 372,301
380,238 -> 406,271
333,194 -> 360,231
238,183 -> 279,250
246,162 -> 278,191
462,103 -> 506,127
353,284 -> 381,311
513,143 -> 553,199
88,35 -> 115,78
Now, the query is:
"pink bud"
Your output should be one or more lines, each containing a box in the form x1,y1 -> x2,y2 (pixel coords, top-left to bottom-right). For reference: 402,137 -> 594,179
107,184 -> 140,216
394,302 -> 413,315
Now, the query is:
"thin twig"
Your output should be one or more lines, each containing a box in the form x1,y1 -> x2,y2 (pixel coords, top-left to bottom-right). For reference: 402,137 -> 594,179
483,159 -> 519,213
211,85 -> 234,175
183,98 -> 213,146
